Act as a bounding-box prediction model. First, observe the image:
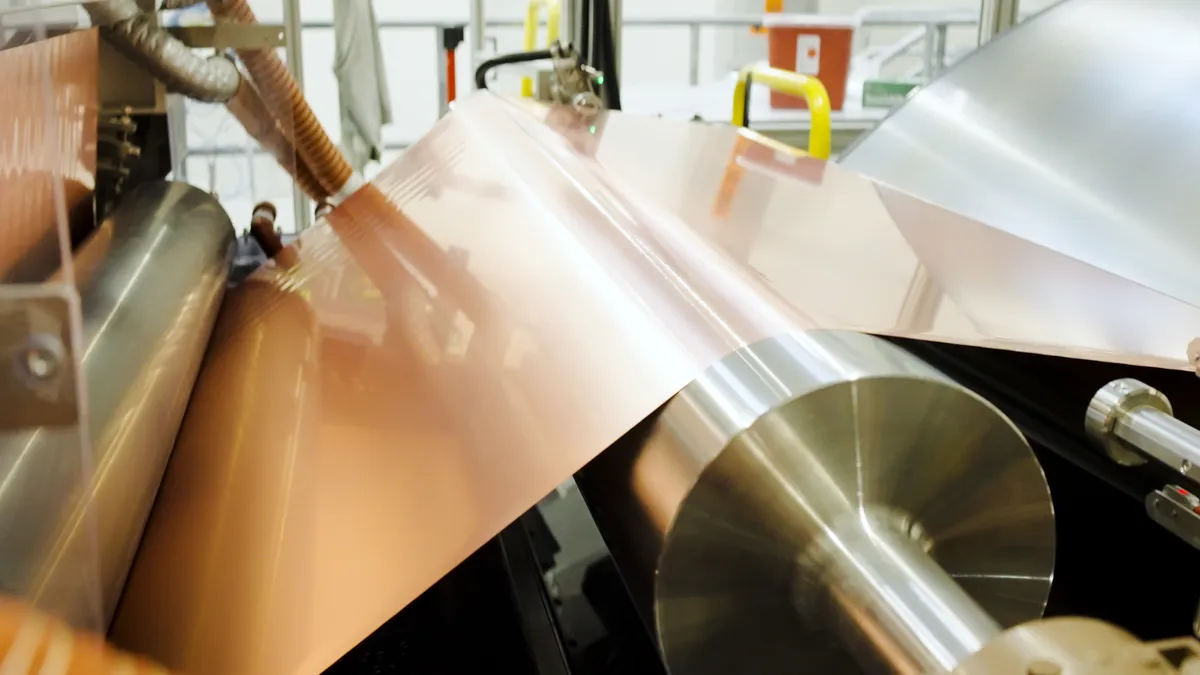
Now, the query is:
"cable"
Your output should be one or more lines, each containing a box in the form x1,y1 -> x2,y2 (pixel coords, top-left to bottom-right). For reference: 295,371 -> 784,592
474,48 -> 553,91
741,72 -> 753,128
580,0 -> 592,67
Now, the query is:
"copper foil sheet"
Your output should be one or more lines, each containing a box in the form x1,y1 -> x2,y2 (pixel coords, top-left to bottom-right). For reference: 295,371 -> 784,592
0,29 -> 97,282
111,92 -> 1200,675
529,104 -> 1200,370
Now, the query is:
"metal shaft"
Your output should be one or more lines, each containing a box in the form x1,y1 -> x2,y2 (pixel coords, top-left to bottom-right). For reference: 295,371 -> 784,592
577,331 -> 1054,675
810,518 -> 1002,674
977,0 -> 1019,46
1115,408 -> 1200,479
469,0 -> 485,90
282,0 -> 311,232
1087,378 -> 1200,483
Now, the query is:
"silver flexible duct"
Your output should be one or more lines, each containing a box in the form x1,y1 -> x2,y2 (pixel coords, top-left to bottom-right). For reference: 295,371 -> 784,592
86,0 -> 240,103
85,0 -> 140,25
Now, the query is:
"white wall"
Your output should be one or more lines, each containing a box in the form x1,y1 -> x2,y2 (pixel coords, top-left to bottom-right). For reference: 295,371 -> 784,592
178,0 -> 1058,232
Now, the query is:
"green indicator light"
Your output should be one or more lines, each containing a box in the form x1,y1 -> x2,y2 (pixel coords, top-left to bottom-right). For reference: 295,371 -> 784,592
596,75 -> 605,85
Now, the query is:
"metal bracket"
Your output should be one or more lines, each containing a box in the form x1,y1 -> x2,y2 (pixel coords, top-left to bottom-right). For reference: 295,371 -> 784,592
0,286 -> 80,429
533,41 -> 603,113
1147,486 -> 1200,550
168,24 -> 287,50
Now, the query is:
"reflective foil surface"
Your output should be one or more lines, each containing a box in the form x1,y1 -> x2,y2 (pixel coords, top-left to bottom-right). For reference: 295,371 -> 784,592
112,92 -> 1200,675
0,29 -> 97,282
842,0 -> 1200,310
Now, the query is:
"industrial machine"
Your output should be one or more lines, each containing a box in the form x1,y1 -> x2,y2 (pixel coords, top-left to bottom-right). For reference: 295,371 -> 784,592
3,0 -> 1200,674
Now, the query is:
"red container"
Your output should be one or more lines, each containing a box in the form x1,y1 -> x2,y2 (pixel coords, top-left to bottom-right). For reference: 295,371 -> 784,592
763,14 -> 856,111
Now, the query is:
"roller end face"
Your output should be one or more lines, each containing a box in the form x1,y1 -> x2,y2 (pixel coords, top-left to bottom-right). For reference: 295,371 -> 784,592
1086,378 -> 1171,467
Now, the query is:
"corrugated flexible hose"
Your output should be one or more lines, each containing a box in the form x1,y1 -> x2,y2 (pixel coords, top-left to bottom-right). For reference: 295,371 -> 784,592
207,0 -> 354,199
225,83 -> 326,200
88,0 -> 338,203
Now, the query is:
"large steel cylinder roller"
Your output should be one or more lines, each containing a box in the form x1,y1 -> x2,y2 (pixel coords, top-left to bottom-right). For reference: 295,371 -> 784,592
0,182 -> 235,631
576,330 -> 1057,675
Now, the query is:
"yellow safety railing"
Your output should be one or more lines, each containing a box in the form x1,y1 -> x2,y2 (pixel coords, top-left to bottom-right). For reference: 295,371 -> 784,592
521,0 -> 561,97
732,63 -> 832,160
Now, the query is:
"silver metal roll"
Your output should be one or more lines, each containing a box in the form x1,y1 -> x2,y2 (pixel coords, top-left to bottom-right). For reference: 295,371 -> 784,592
840,0 -> 1200,310
0,181 -> 235,631
576,330 -> 1056,675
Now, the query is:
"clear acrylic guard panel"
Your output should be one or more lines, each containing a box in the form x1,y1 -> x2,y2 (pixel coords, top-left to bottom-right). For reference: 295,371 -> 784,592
0,2 -> 102,633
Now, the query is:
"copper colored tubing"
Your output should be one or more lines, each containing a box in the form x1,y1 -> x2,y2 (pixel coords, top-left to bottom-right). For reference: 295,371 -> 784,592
224,82 -> 325,200
207,0 -> 353,196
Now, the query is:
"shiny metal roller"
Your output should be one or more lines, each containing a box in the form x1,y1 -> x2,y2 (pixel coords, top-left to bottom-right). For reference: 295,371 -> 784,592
577,330 -> 1056,675
0,181 -> 235,631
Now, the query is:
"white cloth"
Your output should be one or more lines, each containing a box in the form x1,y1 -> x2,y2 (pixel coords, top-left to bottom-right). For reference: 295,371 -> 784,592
333,0 -> 392,172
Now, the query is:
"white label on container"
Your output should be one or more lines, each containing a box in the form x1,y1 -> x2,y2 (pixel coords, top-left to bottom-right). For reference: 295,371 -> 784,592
796,34 -> 822,75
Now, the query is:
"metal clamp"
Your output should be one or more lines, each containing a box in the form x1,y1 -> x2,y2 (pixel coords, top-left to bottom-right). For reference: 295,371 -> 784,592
1147,486 -> 1200,550
539,41 -> 603,112
167,24 -> 287,50
732,63 -> 832,160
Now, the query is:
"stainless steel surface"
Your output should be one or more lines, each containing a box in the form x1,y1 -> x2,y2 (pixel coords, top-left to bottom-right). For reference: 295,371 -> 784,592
0,181 -> 235,632
168,23 -> 287,49
921,23 -> 949,79
282,0 -> 310,232
111,92 -> 1200,675
0,290 -> 79,430
469,0 -> 485,87
1086,378 -> 1170,466
977,0 -> 1019,44
921,24 -> 936,79
842,0 -> 1200,311
577,330 -> 1054,675
688,24 -> 700,86
1087,378 -> 1200,482
1117,409 -> 1200,479
1146,486 -> 1200,550
99,35 -> 164,114
436,39 -> 449,118
813,515 -> 1002,673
